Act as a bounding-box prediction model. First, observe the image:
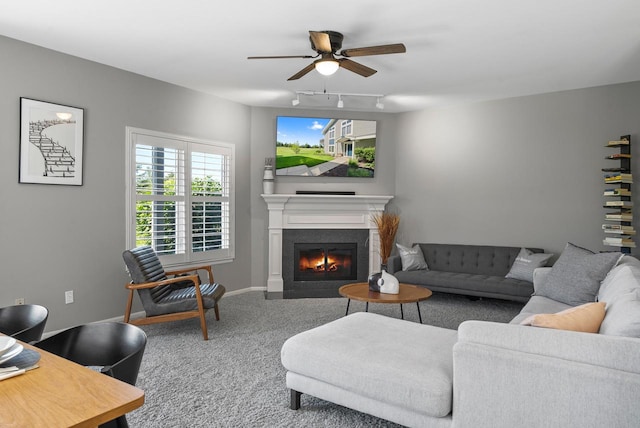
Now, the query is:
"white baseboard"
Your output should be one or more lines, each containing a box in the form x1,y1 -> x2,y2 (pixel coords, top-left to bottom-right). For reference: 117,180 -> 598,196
41,286 -> 266,339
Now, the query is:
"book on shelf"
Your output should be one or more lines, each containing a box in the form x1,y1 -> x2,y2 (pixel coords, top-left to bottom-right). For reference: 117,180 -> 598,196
605,212 -> 633,221
606,141 -> 630,147
602,223 -> 636,235
604,173 -> 633,183
605,153 -> 632,159
602,224 -> 636,232
603,229 -> 637,235
604,200 -> 633,208
603,241 -> 637,248
604,236 -> 634,243
603,237 -> 636,247
602,167 -> 629,172
604,188 -> 632,196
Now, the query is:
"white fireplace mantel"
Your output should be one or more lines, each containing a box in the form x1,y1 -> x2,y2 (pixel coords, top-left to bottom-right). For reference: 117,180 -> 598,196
262,193 -> 394,296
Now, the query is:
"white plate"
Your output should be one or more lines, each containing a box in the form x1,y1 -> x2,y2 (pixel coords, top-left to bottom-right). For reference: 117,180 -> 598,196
0,337 -> 17,357
0,344 -> 24,365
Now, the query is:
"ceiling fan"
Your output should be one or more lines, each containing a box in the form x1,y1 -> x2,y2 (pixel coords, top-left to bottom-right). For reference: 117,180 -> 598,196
248,30 -> 406,81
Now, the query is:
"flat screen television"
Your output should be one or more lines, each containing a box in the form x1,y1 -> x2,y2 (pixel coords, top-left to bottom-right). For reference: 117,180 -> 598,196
275,116 -> 377,178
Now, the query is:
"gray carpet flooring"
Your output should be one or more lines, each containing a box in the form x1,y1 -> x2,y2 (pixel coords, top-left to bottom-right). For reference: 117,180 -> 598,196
127,291 -> 523,427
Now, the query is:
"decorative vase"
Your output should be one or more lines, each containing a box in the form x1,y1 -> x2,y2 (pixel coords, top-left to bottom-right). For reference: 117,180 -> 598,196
263,179 -> 274,194
263,165 -> 274,194
368,272 -> 382,292
378,270 -> 400,295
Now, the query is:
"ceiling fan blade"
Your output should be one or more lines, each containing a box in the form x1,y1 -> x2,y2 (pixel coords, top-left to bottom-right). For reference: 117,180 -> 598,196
340,43 -> 406,57
248,55 -> 316,59
309,31 -> 332,53
287,63 -> 316,81
338,58 -> 377,77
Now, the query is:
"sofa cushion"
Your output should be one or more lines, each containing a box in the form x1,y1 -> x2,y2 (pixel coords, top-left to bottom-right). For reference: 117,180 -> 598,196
396,243 -> 428,271
393,270 -> 534,302
505,248 -> 553,282
599,290 -> 640,337
418,244 -> 539,276
520,302 -> 606,333
281,312 -> 457,418
534,242 -> 621,306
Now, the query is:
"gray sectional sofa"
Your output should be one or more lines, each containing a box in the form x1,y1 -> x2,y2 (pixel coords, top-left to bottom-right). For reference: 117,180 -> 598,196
281,243 -> 640,427
387,243 -> 546,302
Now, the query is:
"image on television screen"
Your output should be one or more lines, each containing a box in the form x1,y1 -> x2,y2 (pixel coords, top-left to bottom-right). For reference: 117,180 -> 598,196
275,116 -> 377,178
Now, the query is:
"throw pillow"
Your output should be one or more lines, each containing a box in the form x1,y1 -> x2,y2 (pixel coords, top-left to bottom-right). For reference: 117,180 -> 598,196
534,242 -> 622,306
598,264 -> 640,304
520,301 -> 606,333
505,248 -> 553,282
599,290 -> 640,337
396,243 -> 428,271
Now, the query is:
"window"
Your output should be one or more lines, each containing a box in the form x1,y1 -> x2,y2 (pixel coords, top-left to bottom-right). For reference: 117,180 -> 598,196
328,126 -> 335,153
341,120 -> 352,136
126,127 -> 235,266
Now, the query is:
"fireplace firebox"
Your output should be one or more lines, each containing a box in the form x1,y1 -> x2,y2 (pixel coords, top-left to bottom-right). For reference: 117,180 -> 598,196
294,243 -> 357,282
283,229 -> 369,298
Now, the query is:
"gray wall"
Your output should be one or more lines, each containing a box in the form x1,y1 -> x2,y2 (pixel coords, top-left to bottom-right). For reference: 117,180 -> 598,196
0,36 -> 252,331
393,82 -> 640,259
248,107 -> 398,291
3,33 -> 639,333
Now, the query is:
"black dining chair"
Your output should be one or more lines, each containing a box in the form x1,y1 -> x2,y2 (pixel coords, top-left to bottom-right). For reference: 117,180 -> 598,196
0,304 -> 48,343
34,322 -> 147,428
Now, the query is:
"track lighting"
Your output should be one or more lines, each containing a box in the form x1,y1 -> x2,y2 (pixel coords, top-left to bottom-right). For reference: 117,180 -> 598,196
291,91 -> 385,110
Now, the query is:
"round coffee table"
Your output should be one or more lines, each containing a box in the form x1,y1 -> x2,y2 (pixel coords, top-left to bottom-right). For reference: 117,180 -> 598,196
338,282 -> 433,323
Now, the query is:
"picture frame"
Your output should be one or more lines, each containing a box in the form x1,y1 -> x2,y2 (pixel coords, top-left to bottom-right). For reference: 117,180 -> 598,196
19,97 -> 84,185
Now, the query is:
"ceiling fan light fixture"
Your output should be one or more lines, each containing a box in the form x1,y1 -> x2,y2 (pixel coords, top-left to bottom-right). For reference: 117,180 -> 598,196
337,94 -> 344,109
315,59 -> 340,76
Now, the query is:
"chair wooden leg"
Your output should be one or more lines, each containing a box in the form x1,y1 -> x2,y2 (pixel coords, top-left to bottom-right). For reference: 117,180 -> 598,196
199,313 -> 209,341
214,303 -> 220,321
193,285 -> 209,341
124,290 -> 134,323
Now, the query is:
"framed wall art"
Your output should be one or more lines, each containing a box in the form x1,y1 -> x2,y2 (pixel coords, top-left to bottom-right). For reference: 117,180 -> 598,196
19,97 -> 84,185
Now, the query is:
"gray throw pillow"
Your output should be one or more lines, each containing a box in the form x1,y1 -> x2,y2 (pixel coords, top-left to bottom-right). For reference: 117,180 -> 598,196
535,242 -> 622,306
599,290 -> 640,337
505,248 -> 553,282
598,263 -> 640,303
396,243 -> 428,271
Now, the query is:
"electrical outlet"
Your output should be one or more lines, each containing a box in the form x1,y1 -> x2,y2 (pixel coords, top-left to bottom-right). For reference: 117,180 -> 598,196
65,290 -> 74,304
14,298 -> 25,305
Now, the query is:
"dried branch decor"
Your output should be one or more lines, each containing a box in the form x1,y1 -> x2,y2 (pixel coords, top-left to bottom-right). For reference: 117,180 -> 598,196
371,212 -> 400,266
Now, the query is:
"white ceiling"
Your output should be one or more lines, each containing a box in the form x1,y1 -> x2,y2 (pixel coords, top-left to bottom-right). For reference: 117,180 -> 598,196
2,1 -> 640,113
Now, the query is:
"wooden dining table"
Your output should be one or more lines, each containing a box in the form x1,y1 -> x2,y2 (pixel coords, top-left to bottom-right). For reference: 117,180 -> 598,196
0,339 -> 144,427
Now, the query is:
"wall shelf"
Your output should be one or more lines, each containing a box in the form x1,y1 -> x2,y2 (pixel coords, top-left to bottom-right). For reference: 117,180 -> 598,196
603,135 -> 635,252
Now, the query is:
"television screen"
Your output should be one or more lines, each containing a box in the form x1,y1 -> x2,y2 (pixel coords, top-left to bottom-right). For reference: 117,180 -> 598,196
276,116 -> 377,177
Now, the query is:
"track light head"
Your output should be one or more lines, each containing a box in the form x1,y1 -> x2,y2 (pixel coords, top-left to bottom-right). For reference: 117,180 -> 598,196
337,94 -> 344,109
376,98 -> 384,110
292,95 -> 300,106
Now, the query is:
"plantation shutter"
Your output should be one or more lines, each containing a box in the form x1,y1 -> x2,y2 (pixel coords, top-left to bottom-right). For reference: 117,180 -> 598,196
127,128 -> 234,266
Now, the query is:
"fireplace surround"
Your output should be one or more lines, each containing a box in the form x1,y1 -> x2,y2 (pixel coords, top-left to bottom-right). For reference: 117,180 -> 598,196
262,193 -> 393,298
